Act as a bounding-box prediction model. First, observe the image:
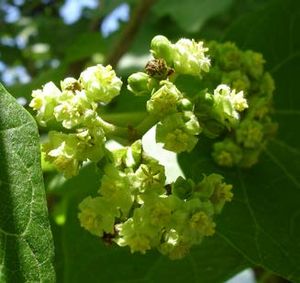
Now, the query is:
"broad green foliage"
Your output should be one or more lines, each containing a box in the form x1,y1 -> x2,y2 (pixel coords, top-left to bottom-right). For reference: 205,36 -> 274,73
0,84 -> 55,282
179,0 -> 300,281
152,0 -> 233,32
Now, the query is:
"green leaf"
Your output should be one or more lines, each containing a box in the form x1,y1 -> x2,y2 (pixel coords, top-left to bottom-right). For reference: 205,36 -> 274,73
179,0 -> 300,281
0,83 -> 55,282
53,165 -> 248,283
152,0 -> 233,33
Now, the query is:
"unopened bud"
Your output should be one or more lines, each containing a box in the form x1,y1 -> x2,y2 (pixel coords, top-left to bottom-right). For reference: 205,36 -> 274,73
127,72 -> 155,96
150,35 -> 174,65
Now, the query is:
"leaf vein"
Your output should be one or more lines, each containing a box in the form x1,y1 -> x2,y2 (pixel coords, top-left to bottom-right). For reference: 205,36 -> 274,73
270,51 -> 300,74
216,232 -> 256,266
24,238 -> 42,282
272,139 -> 300,156
265,148 -> 300,190
0,122 -> 32,134
238,170 -> 263,264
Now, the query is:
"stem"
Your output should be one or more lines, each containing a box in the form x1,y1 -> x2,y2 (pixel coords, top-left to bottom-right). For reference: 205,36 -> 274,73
95,113 -> 158,142
97,110 -> 158,142
135,114 -> 159,137
95,116 -> 128,138
254,267 -> 290,283
100,112 -> 147,127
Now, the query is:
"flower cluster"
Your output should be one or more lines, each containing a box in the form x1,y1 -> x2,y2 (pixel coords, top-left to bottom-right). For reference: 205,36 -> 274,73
195,84 -> 248,138
128,68 -> 202,153
29,35 -> 275,259
200,41 -> 277,167
150,35 -> 210,76
128,36 -> 248,153
78,141 -> 233,259
30,64 -> 122,177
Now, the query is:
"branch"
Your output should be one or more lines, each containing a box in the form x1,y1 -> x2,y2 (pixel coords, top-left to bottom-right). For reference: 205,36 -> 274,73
104,0 -> 157,68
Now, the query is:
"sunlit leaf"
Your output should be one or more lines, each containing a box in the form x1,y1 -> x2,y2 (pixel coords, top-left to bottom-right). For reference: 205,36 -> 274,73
0,83 -> 55,282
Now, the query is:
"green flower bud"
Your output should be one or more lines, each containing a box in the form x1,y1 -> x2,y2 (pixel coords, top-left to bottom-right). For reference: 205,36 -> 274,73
75,127 -> 106,162
221,70 -> 250,93
202,119 -> 226,139
150,35 -> 174,65
240,148 -> 261,168
143,194 -> 173,227
78,196 -> 119,236
195,174 -> 218,199
193,174 -> 233,214
127,72 -> 157,96
115,218 -> 155,254
199,200 -> 216,217
218,42 -> 242,71
156,112 -> 201,153
110,140 -> 142,170
172,176 -> 194,200
209,179 -> 233,214
195,91 -> 214,119
260,72 -> 275,98
29,81 -> 61,126
79,64 -> 122,103
43,131 -> 79,178
184,111 -> 202,134
206,40 -> 218,59
195,91 -> 214,114
178,98 -> 193,111
43,129 -> 105,178
243,50 -> 265,79
172,130 -> 196,153
183,198 -> 203,214
247,96 -> 271,119
212,139 -> 243,167
100,164 -> 133,216
236,120 -> 264,148
166,242 -> 191,260
189,211 -> 215,236
159,231 -> 191,260
109,147 -> 127,168
173,38 -> 210,76
147,81 -> 183,118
